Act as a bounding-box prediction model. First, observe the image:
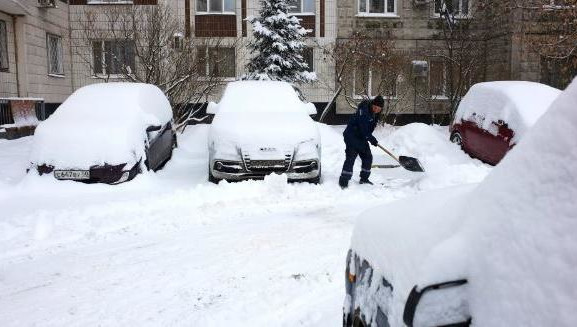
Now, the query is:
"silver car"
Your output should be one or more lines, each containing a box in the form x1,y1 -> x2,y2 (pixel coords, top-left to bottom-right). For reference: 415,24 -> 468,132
207,81 -> 321,183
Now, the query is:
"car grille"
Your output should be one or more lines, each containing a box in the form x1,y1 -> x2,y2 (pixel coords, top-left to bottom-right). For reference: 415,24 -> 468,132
243,154 -> 292,172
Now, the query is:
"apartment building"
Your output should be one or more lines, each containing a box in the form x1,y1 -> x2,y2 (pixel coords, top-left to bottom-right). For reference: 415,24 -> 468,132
0,0 -> 573,134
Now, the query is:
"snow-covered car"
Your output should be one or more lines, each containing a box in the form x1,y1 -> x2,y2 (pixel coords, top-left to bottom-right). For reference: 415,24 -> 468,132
344,79 -> 577,326
30,83 -> 176,184
450,81 -> 560,165
207,81 -> 321,183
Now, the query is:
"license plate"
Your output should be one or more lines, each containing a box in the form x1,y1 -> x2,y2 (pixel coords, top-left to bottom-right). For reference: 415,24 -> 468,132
54,170 -> 90,180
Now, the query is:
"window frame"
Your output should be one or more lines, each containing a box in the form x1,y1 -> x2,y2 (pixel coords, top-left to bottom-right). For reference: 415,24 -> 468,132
429,60 -> 448,99
288,0 -> 316,15
46,33 -> 64,77
0,20 -> 8,72
197,46 -> 236,80
433,0 -> 471,19
352,66 -> 398,100
357,0 -> 397,17
196,0 -> 236,15
91,39 -> 136,77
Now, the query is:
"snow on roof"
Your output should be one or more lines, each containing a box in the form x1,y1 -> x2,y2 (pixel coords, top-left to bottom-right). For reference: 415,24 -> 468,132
216,81 -> 315,114
455,81 -> 560,142
30,83 -> 172,168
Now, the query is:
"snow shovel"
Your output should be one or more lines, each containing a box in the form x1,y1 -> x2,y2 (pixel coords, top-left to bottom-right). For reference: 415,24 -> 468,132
375,144 -> 425,172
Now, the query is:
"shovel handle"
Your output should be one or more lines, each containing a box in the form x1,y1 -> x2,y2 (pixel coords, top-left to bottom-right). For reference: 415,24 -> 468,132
376,144 -> 400,163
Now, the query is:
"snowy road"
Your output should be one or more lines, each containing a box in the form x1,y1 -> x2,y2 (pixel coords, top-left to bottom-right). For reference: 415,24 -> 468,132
0,123 -> 490,326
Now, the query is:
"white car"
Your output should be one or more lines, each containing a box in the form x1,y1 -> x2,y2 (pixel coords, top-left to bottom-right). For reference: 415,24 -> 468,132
207,81 -> 321,183
344,79 -> 577,326
30,83 -> 176,184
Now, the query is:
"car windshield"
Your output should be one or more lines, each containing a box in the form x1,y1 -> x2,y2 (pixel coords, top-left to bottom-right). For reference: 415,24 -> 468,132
217,81 -> 310,115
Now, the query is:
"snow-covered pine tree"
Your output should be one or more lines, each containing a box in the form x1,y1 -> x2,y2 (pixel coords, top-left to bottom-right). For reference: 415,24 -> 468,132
245,0 -> 317,83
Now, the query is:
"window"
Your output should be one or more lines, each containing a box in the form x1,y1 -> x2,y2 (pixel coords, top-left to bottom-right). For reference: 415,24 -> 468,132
434,0 -> 469,17
540,56 -> 577,90
196,0 -> 235,13
87,0 -> 134,4
197,46 -> 236,78
353,65 -> 397,99
358,0 -> 395,15
429,61 -> 447,97
0,20 -> 8,71
46,34 -> 64,76
288,0 -> 315,14
92,40 -> 136,76
303,47 -> 314,72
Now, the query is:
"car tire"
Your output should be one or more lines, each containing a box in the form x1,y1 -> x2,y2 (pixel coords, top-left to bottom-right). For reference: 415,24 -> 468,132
450,131 -> 463,147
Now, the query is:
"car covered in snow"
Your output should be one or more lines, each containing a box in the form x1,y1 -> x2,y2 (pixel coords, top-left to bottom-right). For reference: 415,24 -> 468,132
207,81 -> 321,183
450,81 -> 560,165
30,83 -> 176,184
344,79 -> 577,326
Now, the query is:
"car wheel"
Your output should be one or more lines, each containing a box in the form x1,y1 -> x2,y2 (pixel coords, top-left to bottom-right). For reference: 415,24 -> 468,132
450,131 -> 463,146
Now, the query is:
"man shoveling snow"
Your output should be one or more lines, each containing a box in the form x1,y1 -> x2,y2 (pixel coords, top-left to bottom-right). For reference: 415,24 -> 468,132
339,95 -> 384,188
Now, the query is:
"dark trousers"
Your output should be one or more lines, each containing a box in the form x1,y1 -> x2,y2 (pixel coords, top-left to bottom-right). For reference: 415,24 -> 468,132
340,137 -> 373,181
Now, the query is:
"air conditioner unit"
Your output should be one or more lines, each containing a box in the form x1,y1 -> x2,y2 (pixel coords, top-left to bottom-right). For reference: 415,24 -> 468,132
38,0 -> 57,8
412,60 -> 429,78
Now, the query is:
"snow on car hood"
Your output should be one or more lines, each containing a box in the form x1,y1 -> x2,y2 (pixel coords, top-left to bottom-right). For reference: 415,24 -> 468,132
349,183 -> 477,327
209,112 -> 320,159
30,83 -> 172,168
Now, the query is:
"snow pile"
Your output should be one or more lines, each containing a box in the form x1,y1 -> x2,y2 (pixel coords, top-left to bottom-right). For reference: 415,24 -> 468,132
376,123 -> 490,189
30,83 -> 172,168
455,81 -> 560,142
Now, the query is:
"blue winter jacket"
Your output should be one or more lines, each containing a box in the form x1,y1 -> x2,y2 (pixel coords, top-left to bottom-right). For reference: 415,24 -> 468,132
343,100 -> 378,146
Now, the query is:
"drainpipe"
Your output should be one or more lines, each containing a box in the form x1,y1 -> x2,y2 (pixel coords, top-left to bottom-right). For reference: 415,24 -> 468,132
66,2 -> 76,92
11,15 -> 20,97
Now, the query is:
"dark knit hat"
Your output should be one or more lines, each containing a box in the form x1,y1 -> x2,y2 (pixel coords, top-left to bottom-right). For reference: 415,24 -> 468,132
372,95 -> 384,108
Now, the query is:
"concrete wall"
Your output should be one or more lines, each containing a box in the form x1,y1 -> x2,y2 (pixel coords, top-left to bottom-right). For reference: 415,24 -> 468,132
0,0 -> 74,103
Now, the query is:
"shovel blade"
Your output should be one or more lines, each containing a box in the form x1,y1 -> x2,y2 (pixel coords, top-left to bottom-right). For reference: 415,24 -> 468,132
399,156 -> 425,172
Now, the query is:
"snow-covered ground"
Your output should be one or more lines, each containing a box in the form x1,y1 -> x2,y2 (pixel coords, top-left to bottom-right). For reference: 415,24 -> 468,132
0,123 -> 490,326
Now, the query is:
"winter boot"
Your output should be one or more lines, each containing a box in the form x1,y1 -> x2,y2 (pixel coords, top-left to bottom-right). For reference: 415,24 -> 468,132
359,178 -> 374,185
339,176 -> 349,189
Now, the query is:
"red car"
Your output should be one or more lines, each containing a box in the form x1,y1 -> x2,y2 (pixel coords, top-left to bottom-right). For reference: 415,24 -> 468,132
450,81 -> 560,165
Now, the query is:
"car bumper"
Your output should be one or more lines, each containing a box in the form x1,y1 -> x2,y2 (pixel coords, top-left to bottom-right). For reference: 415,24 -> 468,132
210,159 -> 320,181
36,161 -> 141,185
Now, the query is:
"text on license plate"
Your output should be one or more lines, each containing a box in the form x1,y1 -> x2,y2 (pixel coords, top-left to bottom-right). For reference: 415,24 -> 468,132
54,170 -> 90,180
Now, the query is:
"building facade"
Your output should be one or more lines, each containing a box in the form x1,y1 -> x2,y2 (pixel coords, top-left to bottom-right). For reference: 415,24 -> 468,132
0,0 -> 573,132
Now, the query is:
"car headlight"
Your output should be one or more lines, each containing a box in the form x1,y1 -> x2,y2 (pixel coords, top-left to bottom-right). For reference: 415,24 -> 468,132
295,138 -> 319,160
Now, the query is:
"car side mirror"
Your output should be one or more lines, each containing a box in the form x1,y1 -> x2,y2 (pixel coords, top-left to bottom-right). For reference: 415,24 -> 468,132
206,101 -> 218,115
146,125 -> 162,132
403,279 -> 471,327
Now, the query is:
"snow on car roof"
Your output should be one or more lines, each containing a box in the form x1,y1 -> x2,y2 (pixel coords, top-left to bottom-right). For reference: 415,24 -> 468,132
30,83 -> 172,168
455,81 -> 560,142
216,81 -> 315,114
